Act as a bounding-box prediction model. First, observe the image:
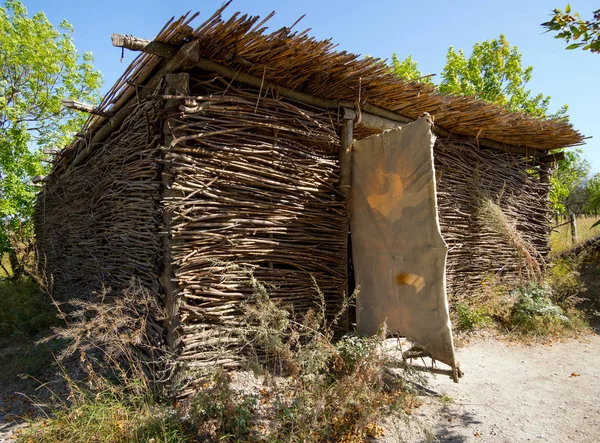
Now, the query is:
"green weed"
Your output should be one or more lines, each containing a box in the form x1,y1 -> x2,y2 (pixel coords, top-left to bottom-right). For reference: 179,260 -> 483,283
508,282 -> 574,336
454,303 -> 492,331
0,278 -> 59,342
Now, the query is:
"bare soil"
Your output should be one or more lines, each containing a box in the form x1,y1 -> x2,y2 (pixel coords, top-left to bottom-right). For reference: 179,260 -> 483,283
385,334 -> 600,442
3,335 -> 600,442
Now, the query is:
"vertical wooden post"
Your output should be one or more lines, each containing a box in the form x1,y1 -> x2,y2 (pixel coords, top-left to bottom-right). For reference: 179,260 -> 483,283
338,116 -> 353,331
539,162 -> 554,256
161,73 -> 190,357
570,214 -> 578,245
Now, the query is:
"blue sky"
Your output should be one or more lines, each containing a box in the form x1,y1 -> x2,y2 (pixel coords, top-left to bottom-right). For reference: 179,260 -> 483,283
24,0 -> 600,171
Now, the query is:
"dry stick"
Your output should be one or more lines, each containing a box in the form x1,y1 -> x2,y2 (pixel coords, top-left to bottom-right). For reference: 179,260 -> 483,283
111,33 -> 178,58
62,99 -> 114,117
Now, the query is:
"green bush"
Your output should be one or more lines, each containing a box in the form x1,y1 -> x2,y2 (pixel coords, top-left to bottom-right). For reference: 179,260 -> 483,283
0,278 -> 59,341
509,282 -> 571,335
455,302 -> 492,330
190,371 -> 258,441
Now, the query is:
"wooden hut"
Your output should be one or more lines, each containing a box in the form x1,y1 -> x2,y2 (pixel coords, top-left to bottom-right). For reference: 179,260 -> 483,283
34,5 -> 584,390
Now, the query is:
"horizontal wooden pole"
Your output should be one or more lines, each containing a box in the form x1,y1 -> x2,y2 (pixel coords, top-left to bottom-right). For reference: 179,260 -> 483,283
111,33 -> 178,58
538,151 -> 566,164
62,99 -> 113,118
32,175 -> 50,183
195,58 -> 548,158
42,147 -> 61,155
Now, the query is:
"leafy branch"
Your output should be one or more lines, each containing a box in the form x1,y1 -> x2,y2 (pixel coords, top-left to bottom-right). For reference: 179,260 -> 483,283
542,5 -> 600,53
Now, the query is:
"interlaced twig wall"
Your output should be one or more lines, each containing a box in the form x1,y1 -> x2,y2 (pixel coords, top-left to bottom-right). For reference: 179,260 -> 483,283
163,72 -> 347,378
435,140 -> 551,299
34,99 -> 164,346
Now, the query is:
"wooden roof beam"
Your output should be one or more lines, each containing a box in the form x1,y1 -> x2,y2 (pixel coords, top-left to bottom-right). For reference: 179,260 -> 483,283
62,99 -> 114,118
111,34 -> 179,58
65,39 -> 201,174
195,58 -> 550,159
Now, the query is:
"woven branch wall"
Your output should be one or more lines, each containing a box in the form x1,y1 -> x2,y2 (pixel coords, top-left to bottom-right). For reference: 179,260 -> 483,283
434,140 -> 551,298
35,100 -> 164,334
35,71 -> 552,390
164,72 -> 348,380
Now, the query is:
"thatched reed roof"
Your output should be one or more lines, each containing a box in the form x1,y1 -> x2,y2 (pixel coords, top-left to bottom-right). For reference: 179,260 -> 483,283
63,2 -> 584,169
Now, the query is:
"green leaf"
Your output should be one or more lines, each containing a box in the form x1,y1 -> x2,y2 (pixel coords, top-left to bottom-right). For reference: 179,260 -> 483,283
0,0 -> 102,257
566,43 -> 581,49
566,4 -> 571,14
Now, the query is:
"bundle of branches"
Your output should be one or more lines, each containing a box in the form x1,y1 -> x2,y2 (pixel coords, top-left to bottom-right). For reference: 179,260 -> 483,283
34,99 -> 165,349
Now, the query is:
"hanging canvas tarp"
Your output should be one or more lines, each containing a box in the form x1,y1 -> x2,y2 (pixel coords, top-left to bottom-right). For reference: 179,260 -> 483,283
351,117 -> 457,369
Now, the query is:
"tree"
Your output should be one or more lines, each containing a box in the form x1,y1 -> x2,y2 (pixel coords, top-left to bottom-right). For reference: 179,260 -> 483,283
390,35 -> 567,119
549,149 -> 590,215
0,0 -> 102,277
439,34 -> 568,119
542,5 -> 600,53
390,54 -> 433,83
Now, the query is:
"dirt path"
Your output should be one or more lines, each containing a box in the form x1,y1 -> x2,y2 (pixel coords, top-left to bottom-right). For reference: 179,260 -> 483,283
2,335 -> 600,442
387,334 -> 600,442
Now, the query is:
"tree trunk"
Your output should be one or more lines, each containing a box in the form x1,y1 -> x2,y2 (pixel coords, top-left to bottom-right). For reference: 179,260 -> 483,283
8,247 -> 23,279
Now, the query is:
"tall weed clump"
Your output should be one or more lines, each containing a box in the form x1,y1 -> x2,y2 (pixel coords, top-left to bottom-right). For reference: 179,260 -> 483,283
19,265 -> 421,442
17,280 -> 190,443
451,257 -> 590,338
185,269 -> 420,442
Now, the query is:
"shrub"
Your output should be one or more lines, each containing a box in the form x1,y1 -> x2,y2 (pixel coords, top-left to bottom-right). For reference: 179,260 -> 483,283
182,270 -> 419,442
0,278 -> 59,341
190,371 -> 258,441
509,282 -> 571,335
16,280 -> 190,443
454,302 -> 492,330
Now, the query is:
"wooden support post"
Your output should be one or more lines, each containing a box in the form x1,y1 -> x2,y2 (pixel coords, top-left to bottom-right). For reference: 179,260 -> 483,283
111,34 -> 178,58
570,214 -> 578,245
339,116 -> 353,331
539,161 -> 554,259
62,99 -> 114,117
161,73 -> 190,358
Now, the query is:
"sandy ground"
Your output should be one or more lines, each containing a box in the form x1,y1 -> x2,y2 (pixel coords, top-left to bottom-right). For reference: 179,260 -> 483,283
2,335 -> 600,442
386,334 -> 600,442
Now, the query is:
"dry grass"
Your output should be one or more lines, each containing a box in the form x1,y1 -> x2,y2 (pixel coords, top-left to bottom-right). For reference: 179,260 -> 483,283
477,198 -> 544,281
16,271 -> 422,443
550,215 -> 600,254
